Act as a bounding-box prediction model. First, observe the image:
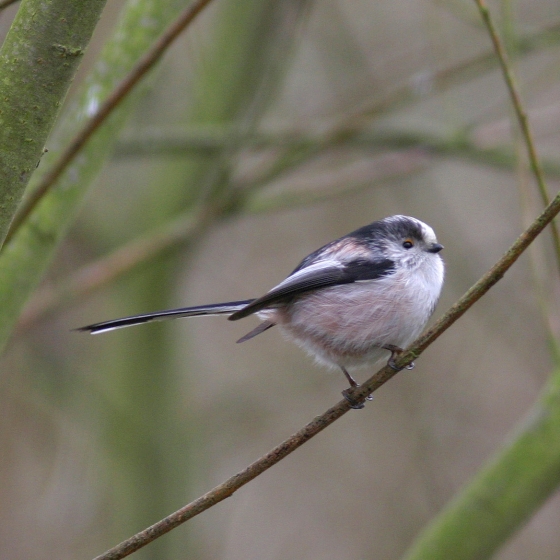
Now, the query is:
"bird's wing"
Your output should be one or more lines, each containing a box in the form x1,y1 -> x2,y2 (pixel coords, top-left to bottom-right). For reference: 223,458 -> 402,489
228,257 -> 395,320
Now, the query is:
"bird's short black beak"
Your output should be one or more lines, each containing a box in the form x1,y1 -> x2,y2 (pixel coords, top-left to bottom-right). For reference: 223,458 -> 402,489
428,243 -> 444,253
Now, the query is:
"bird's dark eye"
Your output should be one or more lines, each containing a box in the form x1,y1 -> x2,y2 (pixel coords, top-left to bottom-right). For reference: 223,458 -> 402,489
402,239 -> 414,249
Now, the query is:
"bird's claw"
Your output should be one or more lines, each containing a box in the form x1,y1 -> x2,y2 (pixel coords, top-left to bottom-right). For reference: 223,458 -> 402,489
382,344 -> 414,371
342,386 -> 373,410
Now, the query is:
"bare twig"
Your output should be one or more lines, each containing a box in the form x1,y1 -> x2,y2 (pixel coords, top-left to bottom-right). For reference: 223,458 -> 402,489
338,19 -> 560,124
113,126 -> 560,178
243,18 -> 560,206
92,188 -> 560,560
5,0 -> 215,243
474,0 -> 560,275
106,19 -> 560,202
93,397 -> 353,560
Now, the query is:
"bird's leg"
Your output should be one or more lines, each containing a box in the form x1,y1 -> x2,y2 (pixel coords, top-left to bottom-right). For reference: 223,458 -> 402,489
382,344 -> 415,371
340,366 -> 372,409
341,365 -> 359,388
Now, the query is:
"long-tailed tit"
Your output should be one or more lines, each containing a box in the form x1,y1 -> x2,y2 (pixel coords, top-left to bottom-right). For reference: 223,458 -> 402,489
79,215 -> 444,406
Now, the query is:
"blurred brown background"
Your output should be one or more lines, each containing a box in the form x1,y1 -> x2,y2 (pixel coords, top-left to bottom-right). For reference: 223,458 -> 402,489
1,0 -> 560,558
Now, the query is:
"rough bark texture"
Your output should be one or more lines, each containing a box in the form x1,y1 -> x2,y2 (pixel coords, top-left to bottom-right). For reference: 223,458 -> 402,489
0,0 -> 107,243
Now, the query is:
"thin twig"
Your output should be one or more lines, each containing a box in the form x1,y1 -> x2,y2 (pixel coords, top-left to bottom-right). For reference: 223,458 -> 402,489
474,0 -> 560,275
336,19 -> 560,125
113,126 -> 560,178
92,188 -> 560,560
4,0 -> 215,244
94,397 -> 353,560
110,20 -> 560,202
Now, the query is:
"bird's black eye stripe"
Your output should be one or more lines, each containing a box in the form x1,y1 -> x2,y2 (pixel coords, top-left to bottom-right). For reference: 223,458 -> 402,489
402,240 -> 414,249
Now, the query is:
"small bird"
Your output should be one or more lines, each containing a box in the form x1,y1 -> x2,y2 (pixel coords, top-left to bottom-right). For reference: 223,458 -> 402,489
79,215 -> 444,406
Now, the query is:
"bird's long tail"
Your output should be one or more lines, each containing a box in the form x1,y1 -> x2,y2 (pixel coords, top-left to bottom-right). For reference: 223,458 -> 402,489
77,300 -> 254,335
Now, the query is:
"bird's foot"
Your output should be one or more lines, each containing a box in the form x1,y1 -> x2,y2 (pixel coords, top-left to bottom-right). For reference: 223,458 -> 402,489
382,344 -> 415,371
341,387 -> 373,409
340,366 -> 373,409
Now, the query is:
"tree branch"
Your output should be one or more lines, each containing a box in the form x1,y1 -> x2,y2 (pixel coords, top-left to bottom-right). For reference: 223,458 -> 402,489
17,210 -> 200,331
113,126 -> 560,178
474,0 -> 560,275
0,0 -> 216,355
402,361 -> 560,559
0,0 -> 108,246
4,0 -> 215,243
92,188 -> 560,560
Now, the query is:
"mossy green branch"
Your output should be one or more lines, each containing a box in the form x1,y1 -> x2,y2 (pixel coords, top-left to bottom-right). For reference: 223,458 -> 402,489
0,0 -> 107,245
402,364 -> 560,560
0,0 -> 209,353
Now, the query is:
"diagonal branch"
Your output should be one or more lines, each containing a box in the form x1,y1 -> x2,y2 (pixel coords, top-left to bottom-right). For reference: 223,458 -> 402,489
401,363 -> 560,559
94,397 -> 353,560
474,0 -> 560,275
4,0 -> 215,244
0,0 -> 108,246
92,188 -> 560,560
17,209 -> 201,331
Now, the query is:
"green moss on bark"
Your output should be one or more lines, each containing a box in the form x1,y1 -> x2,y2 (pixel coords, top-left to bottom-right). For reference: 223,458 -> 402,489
0,0 -> 107,243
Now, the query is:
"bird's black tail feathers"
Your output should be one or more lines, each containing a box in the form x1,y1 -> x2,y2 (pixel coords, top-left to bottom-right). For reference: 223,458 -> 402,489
77,300 -> 254,335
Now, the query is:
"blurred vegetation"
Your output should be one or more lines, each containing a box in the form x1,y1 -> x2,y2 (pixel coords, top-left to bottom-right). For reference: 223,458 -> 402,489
0,0 -> 560,559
